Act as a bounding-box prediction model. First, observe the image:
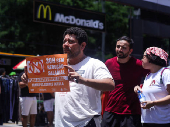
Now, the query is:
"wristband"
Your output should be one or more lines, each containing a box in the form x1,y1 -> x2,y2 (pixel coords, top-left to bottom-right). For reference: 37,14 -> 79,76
74,78 -> 78,83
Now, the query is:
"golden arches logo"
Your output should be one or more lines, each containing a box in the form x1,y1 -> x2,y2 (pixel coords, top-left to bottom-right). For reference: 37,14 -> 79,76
37,4 -> 52,20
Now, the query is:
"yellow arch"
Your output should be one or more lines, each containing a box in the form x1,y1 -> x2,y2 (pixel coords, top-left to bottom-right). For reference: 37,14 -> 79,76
37,4 -> 52,20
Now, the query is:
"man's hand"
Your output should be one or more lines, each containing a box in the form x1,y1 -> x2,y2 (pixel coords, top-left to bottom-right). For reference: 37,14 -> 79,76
21,73 -> 28,84
64,65 -> 84,84
18,72 -> 28,89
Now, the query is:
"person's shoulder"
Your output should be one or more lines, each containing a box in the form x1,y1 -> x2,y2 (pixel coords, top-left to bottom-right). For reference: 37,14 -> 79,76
88,57 -> 102,62
88,57 -> 106,66
162,67 -> 170,74
105,57 -> 116,64
106,57 -> 116,62
131,57 -> 142,65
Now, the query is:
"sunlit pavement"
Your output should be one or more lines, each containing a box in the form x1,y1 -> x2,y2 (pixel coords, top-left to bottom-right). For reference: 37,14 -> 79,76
0,122 -> 45,127
0,121 -> 55,127
0,123 -> 47,127
0,122 -> 22,127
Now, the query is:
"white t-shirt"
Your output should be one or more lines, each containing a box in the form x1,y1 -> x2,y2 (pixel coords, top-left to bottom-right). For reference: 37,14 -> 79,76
141,67 -> 170,123
55,57 -> 113,127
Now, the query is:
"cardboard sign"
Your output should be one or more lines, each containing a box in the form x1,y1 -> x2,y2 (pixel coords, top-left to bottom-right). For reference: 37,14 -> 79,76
26,54 -> 69,93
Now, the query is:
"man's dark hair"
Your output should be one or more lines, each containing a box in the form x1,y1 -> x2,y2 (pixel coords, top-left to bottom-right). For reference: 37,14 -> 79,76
117,36 -> 134,49
146,54 -> 167,67
63,27 -> 88,45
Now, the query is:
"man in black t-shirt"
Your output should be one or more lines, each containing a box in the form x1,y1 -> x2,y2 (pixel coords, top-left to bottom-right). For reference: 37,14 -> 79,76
18,70 -> 37,127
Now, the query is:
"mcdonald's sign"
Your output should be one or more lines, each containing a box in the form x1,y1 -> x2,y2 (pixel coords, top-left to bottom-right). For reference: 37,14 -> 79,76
37,4 -> 52,20
33,0 -> 106,32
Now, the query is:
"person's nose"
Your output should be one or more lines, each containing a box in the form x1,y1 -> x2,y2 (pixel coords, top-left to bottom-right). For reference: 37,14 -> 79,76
118,47 -> 123,51
63,41 -> 69,46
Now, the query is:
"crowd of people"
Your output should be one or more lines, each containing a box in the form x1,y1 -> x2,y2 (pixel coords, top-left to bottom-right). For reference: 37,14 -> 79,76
17,27 -> 170,127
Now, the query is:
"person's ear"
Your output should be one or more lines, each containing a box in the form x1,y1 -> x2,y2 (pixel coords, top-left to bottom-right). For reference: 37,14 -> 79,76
81,42 -> 86,50
129,48 -> 133,55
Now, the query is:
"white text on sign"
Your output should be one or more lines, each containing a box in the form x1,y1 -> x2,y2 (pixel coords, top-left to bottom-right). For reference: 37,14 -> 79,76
46,58 -> 64,64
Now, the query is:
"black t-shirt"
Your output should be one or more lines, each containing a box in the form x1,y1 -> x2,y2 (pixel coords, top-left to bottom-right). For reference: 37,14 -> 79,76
17,72 -> 37,97
43,93 -> 54,100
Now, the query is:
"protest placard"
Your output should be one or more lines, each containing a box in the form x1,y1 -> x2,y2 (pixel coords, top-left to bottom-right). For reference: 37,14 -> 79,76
26,54 -> 69,93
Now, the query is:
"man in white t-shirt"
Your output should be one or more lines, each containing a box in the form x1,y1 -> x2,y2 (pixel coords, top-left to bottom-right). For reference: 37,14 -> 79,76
55,27 -> 115,127
21,27 -> 115,127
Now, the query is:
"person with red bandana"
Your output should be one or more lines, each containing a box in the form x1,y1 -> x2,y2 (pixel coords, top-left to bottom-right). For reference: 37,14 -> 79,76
134,47 -> 170,127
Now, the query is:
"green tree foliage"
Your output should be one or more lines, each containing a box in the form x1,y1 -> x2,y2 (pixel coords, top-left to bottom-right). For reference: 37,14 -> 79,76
0,0 -> 133,60
105,2 -> 133,59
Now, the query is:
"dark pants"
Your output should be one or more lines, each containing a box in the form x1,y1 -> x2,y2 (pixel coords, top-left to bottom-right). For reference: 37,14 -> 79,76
101,111 -> 141,127
142,123 -> 170,127
84,118 -> 96,127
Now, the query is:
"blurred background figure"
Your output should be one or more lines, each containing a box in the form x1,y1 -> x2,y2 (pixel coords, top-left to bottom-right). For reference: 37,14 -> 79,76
18,66 -> 37,127
43,93 -> 55,127
0,68 -> 6,77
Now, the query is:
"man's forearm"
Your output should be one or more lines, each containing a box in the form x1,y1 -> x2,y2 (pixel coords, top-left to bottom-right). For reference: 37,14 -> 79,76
80,78 -> 115,91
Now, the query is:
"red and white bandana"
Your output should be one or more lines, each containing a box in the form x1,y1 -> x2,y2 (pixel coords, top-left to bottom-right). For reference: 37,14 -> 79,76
145,47 -> 168,64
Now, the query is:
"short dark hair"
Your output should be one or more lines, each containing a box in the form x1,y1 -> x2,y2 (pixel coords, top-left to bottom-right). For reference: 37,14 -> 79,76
63,27 -> 88,45
146,54 -> 167,67
117,36 -> 134,49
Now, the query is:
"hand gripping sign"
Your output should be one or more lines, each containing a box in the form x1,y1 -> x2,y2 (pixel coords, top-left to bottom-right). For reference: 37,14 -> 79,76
26,54 -> 69,93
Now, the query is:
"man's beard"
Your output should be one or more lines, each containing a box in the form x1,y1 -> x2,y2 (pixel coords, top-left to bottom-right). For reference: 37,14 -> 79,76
116,51 -> 129,59
67,48 -> 81,59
